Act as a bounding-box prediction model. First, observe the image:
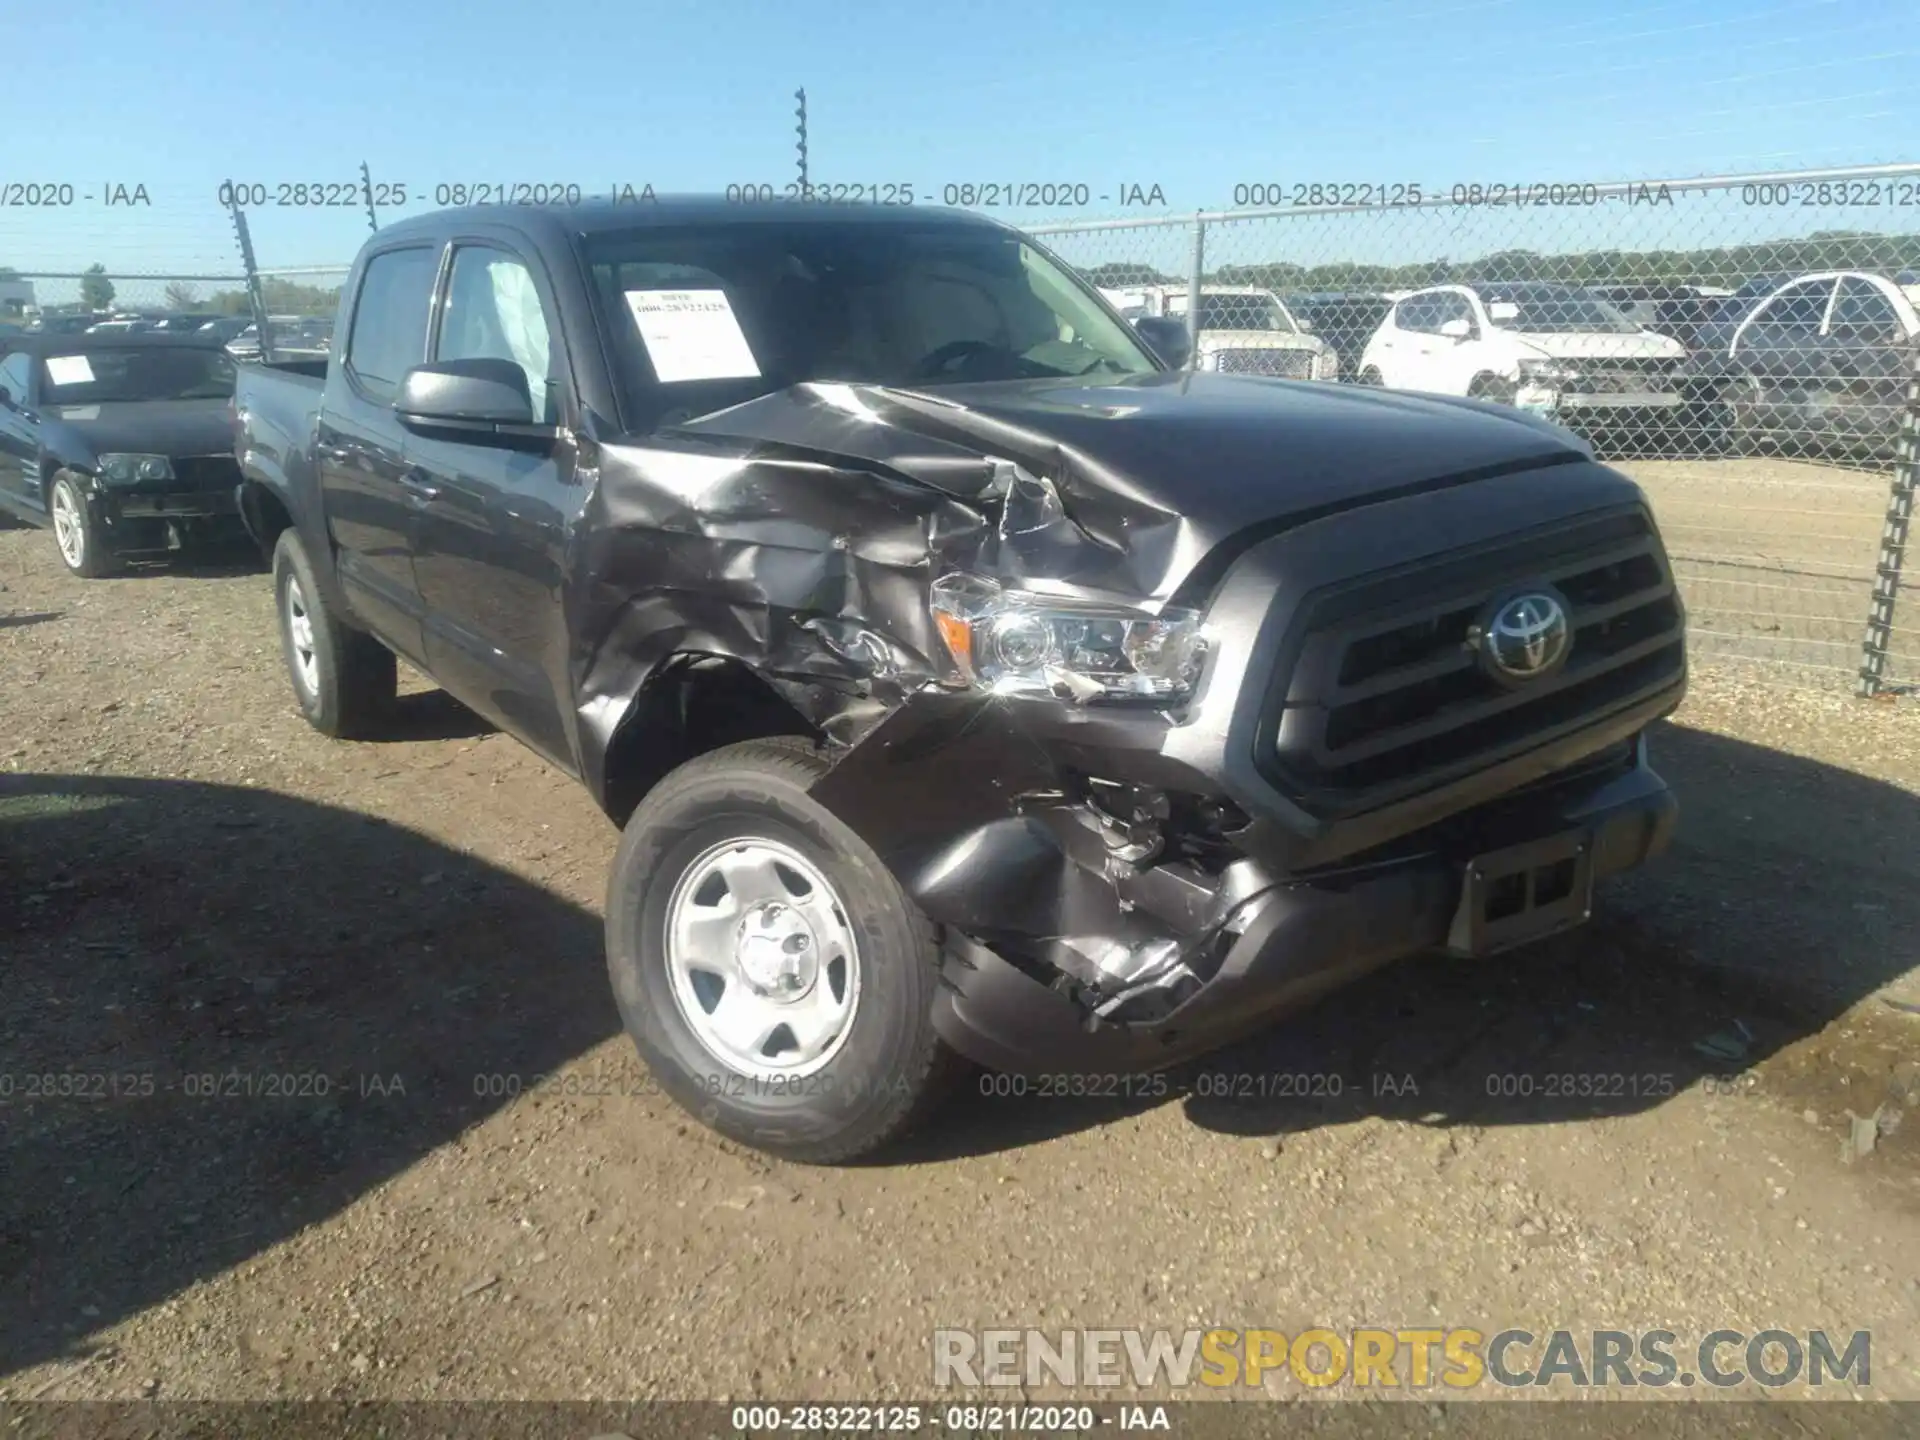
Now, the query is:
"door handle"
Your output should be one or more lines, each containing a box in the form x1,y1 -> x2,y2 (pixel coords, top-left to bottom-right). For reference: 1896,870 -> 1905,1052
401,467 -> 442,503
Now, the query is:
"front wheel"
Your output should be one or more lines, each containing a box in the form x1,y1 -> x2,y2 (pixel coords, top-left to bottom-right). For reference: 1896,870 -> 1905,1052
49,472 -> 116,578
1357,366 -> 1384,387
1469,374 -> 1518,407
605,736 -> 958,1163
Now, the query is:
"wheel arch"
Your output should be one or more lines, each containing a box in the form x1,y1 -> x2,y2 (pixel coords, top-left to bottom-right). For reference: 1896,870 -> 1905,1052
594,653 -> 825,825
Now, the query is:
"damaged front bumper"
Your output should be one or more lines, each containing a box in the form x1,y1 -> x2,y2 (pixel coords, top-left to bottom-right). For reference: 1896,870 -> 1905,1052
935,748 -> 1671,1075
814,686 -> 1675,1076
805,473 -> 1686,1078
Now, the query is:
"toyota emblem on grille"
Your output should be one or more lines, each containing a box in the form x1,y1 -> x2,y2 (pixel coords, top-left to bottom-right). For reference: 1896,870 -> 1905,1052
1472,587 -> 1573,684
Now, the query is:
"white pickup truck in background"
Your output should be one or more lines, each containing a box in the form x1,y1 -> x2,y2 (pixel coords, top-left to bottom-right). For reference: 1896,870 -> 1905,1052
1100,284 -> 1339,380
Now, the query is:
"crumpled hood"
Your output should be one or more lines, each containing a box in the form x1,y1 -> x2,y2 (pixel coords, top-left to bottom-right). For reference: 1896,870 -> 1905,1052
676,371 -> 1584,582
44,398 -> 233,460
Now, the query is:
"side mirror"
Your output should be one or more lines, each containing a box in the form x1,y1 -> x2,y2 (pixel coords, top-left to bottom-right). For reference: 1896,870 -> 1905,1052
1133,316 -> 1192,369
395,358 -> 540,440
1439,317 -> 1473,341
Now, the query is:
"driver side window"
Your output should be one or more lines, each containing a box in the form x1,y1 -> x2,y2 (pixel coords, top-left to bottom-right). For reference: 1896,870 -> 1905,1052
1396,296 -> 1440,334
437,247 -> 561,424
1432,293 -> 1475,334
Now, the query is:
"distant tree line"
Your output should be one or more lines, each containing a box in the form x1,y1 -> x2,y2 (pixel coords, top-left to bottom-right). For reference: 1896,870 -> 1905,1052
1077,229 -> 1920,293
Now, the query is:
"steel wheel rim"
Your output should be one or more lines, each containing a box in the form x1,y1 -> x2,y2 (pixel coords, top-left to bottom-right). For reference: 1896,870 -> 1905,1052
283,575 -> 320,695
662,836 -> 861,1080
51,485 -> 84,569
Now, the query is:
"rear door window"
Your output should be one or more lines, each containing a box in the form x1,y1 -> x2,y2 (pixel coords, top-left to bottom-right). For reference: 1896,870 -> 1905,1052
345,247 -> 441,402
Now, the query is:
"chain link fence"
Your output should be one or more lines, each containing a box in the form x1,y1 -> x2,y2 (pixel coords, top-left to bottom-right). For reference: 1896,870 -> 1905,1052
1031,165 -> 1920,696
17,163 -> 1905,693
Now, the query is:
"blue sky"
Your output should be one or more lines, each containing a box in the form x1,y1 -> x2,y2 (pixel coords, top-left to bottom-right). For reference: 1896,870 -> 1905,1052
5,0 -> 1915,285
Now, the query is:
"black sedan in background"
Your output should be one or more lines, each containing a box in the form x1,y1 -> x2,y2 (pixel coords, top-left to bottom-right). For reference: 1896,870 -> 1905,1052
1681,270 -> 1920,462
0,334 -> 243,576
1287,292 -> 1395,382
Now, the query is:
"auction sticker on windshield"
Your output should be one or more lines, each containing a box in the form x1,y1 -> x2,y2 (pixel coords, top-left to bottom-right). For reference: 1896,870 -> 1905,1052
623,288 -> 760,383
45,355 -> 96,386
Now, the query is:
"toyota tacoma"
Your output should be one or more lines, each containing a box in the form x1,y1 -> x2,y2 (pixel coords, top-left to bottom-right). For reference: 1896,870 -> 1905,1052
233,199 -> 1685,1162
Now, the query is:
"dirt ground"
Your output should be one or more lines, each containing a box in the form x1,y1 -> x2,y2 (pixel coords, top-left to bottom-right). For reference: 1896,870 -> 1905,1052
2,501 -> 1918,1409
1619,455 -> 1904,683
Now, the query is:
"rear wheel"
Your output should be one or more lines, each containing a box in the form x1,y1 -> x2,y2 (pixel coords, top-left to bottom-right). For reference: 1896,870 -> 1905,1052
605,736 -> 959,1164
1716,377 -> 1765,457
49,472 -> 116,578
272,529 -> 395,738
1358,366 -> 1384,387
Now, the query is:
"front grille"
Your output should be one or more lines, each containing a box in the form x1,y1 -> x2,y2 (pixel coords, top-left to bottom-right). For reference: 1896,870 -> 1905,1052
172,455 -> 241,488
1268,509 -> 1684,811
1564,358 -> 1681,395
1215,348 -> 1318,379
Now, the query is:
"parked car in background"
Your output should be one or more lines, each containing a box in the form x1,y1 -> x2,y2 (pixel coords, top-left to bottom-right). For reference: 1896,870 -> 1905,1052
233,198 -> 1684,1163
195,316 -> 253,344
1680,270 -> 1920,460
0,333 -> 243,575
228,316 -> 333,362
84,317 -> 155,335
147,314 -> 219,334
1102,284 -> 1338,379
1358,283 -> 1687,443
29,314 -> 103,335
1584,283 -> 1729,353
1688,274 -> 1797,358
1287,292 -> 1395,382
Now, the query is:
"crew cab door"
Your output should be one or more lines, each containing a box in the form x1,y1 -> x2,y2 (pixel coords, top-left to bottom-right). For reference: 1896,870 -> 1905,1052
321,243 -> 442,664
1376,293 -> 1442,388
404,241 -> 580,772
1427,291 -> 1485,395
0,348 -> 38,513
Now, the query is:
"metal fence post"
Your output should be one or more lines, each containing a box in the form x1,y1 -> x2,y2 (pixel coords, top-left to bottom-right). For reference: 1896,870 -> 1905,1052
359,161 -> 380,233
1185,213 -> 1205,369
1859,345 -> 1920,696
227,202 -> 275,363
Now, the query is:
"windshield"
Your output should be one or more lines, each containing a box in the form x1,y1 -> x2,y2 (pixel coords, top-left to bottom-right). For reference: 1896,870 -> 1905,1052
1482,285 -> 1641,334
583,220 -> 1159,429
41,346 -> 236,404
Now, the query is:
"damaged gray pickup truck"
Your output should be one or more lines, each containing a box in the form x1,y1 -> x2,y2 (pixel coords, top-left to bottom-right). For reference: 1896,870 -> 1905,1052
233,199 -> 1685,1162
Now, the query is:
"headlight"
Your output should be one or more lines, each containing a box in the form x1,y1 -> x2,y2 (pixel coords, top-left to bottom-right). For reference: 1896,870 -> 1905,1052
929,573 -> 1209,704
1517,359 -> 1580,386
97,453 -> 174,484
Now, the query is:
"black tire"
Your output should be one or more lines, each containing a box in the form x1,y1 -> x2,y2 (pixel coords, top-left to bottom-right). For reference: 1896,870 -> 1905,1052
606,736 -> 959,1164
1717,379 -> 1763,457
1469,374 -> 1518,407
1358,366 -> 1384,387
48,471 -> 117,578
271,529 -> 396,739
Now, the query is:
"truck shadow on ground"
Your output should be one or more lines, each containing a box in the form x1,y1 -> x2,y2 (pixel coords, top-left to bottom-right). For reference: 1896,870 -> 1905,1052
0,772 -> 616,1378
382,689 -> 499,743
2,715 -> 1914,1372
905,716 -> 1920,1156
